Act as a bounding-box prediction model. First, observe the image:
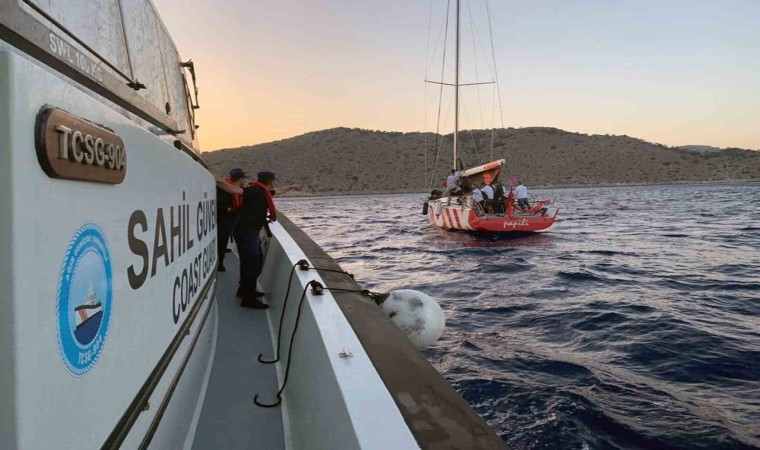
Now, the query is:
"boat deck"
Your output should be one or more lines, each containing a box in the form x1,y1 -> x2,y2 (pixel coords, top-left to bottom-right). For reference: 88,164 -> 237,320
192,254 -> 286,450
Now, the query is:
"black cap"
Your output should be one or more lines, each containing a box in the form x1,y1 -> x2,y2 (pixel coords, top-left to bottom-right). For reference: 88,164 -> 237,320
229,168 -> 247,181
257,171 -> 277,183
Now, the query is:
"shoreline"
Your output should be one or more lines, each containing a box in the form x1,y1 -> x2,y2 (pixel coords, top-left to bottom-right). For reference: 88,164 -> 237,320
278,179 -> 760,198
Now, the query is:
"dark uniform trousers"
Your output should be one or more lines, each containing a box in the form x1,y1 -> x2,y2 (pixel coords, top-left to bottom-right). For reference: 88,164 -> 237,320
217,213 -> 236,264
234,224 -> 263,296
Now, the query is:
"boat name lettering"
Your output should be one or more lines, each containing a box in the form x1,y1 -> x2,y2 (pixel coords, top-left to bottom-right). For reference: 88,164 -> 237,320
54,125 -> 126,169
126,193 -> 218,324
48,33 -> 104,83
35,108 -> 126,184
503,218 -> 529,229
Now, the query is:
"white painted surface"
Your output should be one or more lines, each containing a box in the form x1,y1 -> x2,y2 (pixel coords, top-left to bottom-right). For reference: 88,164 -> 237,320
459,158 -> 506,178
0,48 -> 216,448
0,42 -> 18,450
429,200 -> 476,230
147,286 -> 217,450
259,222 -> 421,450
182,300 -> 219,450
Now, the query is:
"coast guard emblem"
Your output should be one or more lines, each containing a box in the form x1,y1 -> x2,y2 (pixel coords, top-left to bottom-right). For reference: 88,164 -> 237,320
57,224 -> 113,376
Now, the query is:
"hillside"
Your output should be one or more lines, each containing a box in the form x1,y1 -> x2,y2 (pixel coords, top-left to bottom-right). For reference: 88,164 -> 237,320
203,127 -> 760,194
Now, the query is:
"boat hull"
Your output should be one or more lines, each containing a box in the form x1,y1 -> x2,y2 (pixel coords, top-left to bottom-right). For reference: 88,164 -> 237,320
0,47 -> 217,449
427,198 -> 558,232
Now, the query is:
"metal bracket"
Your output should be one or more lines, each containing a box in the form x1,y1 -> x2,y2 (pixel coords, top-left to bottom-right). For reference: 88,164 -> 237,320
311,281 -> 324,295
180,60 -> 200,110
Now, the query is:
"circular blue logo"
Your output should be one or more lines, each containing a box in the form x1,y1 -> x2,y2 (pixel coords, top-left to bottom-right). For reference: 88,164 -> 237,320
57,224 -> 113,376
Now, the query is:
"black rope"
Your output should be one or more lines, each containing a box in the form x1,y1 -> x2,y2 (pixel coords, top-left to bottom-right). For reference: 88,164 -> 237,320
308,267 -> 355,278
257,260 -> 305,364
324,287 -> 389,305
253,278 -> 390,408
258,262 -> 355,364
254,281 -> 321,408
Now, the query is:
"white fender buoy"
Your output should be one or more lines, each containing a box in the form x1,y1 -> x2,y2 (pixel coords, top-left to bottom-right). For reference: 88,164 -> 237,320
433,201 -> 442,216
379,290 -> 445,348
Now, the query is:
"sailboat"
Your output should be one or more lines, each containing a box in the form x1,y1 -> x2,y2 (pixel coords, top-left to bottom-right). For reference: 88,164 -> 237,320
424,0 -> 559,233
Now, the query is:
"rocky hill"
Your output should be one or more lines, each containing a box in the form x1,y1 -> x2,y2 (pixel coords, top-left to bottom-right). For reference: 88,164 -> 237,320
203,127 -> 760,194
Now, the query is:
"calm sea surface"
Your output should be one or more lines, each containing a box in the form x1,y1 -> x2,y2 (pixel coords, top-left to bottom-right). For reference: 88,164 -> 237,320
278,183 -> 760,450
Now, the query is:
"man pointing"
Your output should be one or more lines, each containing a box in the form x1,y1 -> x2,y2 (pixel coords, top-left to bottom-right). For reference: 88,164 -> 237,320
217,171 -> 299,309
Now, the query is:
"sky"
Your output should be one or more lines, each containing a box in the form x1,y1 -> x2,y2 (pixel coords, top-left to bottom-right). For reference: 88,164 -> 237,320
152,0 -> 760,151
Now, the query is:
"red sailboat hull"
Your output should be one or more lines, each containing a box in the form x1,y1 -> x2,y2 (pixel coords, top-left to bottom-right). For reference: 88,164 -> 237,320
427,199 -> 558,233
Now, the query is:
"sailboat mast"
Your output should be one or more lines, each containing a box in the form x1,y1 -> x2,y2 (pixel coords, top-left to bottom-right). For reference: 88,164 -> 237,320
453,0 -> 460,170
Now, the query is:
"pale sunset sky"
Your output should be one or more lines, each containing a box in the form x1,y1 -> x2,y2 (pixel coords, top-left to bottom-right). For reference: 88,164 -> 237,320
152,0 -> 760,152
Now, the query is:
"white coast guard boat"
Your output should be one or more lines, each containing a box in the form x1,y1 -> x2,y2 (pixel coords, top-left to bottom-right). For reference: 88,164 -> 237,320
0,1 -> 504,448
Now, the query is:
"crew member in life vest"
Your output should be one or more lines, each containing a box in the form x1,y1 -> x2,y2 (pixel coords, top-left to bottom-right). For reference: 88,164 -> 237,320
216,171 -> 300,309
216,168 -> 246,272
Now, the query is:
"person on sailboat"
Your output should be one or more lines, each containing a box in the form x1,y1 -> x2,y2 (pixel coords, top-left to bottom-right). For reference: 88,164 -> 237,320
443,169 -> 462,197
491,183 -> 505,213
480,183 -> 496,214
516,180 -> 530,211
492,183 -> 505,201
471,184 -> 485,213
481,183 -> 494,200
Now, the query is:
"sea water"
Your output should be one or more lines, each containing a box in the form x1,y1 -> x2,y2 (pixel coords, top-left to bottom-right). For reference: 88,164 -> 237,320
278,183 -> 760,449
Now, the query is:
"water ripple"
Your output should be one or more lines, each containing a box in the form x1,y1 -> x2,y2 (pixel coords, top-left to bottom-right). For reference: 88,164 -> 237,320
279,183 -> 760,449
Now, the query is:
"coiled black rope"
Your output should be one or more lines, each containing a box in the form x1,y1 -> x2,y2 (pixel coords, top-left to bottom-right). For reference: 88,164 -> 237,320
253,278 -> 390,408
257,260 -> 307,364
254,280 -> 323,408
258,262 -> 355,364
